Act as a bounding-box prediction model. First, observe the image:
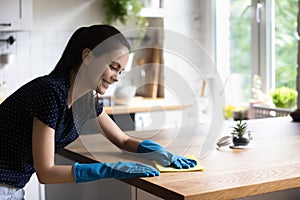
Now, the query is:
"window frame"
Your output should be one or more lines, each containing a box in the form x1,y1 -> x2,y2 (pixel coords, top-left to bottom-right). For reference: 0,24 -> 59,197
251,0 -> 275,94
215,0 -> 276,101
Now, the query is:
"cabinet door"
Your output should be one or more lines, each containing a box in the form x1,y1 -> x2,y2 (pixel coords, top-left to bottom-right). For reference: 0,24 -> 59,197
45,154 -> 135,200
0,0 -> 32,31
135,110 -> 181,131
136,189 -> 163,200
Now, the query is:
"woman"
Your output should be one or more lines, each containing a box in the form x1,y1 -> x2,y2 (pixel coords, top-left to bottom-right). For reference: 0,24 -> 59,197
0,25 -> 196,199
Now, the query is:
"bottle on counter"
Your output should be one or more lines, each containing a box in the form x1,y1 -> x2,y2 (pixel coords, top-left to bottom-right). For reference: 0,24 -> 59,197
0,81 -> 6,104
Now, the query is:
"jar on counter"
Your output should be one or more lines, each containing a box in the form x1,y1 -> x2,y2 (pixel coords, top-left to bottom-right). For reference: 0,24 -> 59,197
0,81 -> 6,104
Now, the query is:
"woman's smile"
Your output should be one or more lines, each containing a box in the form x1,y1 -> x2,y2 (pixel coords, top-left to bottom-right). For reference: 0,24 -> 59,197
102,79 -> 111,89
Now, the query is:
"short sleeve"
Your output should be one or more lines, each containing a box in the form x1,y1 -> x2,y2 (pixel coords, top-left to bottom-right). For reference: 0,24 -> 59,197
27,83 -> 63,129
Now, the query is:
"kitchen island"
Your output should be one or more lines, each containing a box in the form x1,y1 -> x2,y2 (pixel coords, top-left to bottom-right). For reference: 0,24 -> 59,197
59,117 -> 300,200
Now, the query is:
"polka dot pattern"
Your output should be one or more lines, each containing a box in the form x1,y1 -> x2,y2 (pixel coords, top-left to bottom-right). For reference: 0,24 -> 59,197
0,74 -> 103,188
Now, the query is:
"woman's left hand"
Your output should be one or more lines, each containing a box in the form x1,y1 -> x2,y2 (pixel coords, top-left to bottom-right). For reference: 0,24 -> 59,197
137,140 -> 197,169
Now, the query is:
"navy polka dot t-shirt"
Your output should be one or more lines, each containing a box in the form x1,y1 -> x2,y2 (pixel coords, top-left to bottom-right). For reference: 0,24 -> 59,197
0,74 -> 103,188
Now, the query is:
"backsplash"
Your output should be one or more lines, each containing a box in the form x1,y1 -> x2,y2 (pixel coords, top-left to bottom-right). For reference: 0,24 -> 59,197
0,30 -> 73,97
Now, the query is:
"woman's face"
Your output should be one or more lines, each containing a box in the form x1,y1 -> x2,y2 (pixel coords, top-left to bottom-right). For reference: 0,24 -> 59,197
94,48 -> 129,94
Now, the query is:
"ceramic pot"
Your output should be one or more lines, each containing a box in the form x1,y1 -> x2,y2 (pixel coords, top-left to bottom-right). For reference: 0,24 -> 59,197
232,136 -> 249,146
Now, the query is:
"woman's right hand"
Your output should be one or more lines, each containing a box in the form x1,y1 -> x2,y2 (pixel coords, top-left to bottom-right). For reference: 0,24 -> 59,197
73,161 -> 160,183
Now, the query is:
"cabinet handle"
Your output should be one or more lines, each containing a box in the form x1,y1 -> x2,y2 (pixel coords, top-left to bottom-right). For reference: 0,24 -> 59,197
138,117 -> 145,130
0,36 -> 16,45
0,23 -> 12,27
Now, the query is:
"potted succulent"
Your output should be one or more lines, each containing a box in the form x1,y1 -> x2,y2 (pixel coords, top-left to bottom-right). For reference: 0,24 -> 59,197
231,120 -> 252,146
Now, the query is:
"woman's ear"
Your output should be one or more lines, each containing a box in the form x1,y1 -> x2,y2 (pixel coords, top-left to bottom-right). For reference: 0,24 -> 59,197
82,48 -> 92,65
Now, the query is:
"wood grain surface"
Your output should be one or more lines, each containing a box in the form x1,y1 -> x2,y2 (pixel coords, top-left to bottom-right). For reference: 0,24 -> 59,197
60,117 -> 300,199
104,104 -> 191,115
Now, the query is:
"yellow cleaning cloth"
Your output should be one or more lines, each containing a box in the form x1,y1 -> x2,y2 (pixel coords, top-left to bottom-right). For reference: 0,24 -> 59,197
153,155 -> 205,172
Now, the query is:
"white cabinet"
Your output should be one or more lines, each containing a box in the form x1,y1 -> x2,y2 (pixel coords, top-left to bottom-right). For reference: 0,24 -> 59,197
0,0 -> 32,31
136,189 -> 163,200
45,155 -> 135,200
23,173 -> 45,200
135,110 -> 181,131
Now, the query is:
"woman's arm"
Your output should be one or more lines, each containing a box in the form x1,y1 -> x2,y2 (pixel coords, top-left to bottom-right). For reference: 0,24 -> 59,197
96,112 -> 196,169
32,117 -> 75,184
97,111 -> 141,152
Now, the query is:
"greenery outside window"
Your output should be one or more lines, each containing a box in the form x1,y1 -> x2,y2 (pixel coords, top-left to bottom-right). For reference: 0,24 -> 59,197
216,0 -> 298,107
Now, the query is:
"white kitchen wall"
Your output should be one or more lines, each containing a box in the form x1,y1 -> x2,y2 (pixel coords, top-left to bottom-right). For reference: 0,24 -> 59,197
32,0 -> 105,31
0,0 -> 116,97
164,0 -> 214,57
0,30 -> 72,96
163,0 -> 214,125
0,0 -> 215,100
163,0 -> 215,92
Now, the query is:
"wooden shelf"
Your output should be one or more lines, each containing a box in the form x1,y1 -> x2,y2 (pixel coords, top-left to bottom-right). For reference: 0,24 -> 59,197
104,102 -> 191,115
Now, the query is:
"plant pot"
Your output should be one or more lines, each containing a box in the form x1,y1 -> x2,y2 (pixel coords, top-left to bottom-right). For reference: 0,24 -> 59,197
232,136 -> 249,146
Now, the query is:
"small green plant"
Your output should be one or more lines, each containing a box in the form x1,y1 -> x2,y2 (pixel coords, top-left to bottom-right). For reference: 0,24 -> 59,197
271,87 -> 298,108
231,120 -> 248,138
102,0 -> 146,27
231,120 -> 251,146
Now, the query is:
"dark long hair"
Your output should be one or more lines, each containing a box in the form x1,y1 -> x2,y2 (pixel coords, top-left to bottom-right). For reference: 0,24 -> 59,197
50,25 -> 130,77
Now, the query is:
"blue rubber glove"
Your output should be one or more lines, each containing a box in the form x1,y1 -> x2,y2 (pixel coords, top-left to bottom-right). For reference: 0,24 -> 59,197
73,161 -> 160,183
137,140 -> 197,169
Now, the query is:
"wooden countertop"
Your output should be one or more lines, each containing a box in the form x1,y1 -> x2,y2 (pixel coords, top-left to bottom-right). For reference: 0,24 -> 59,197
103,97 -> 191,115
104,104 -> 191,115
59,117 -> 300,199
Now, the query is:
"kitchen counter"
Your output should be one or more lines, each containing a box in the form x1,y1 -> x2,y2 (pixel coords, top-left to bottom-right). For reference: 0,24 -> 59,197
103,97 -> 191,115
59,117 -> 300,199
103,97 -> 192,130
104,104 -> 191,115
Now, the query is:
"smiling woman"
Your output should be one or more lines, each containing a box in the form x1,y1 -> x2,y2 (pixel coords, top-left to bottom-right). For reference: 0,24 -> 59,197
0,24 -> 197,200
96,51 -> 129,94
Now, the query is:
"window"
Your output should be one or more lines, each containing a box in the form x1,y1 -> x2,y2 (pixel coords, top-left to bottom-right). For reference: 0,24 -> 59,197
216,0 -> 298,105
274,0 -> 297,89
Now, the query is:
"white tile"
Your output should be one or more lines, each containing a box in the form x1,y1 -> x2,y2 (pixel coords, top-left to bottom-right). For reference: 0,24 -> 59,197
44,59 -> 57,74
58,31 -> 72,46
16,31 -> 30,46
30,44 -> 44,59
30,31 -> 44,45
16,44 -> 30,56
44,31 -> 59,45
31,59 -> 45,76
2,62 -> 17,77
44,45 -> 61,59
